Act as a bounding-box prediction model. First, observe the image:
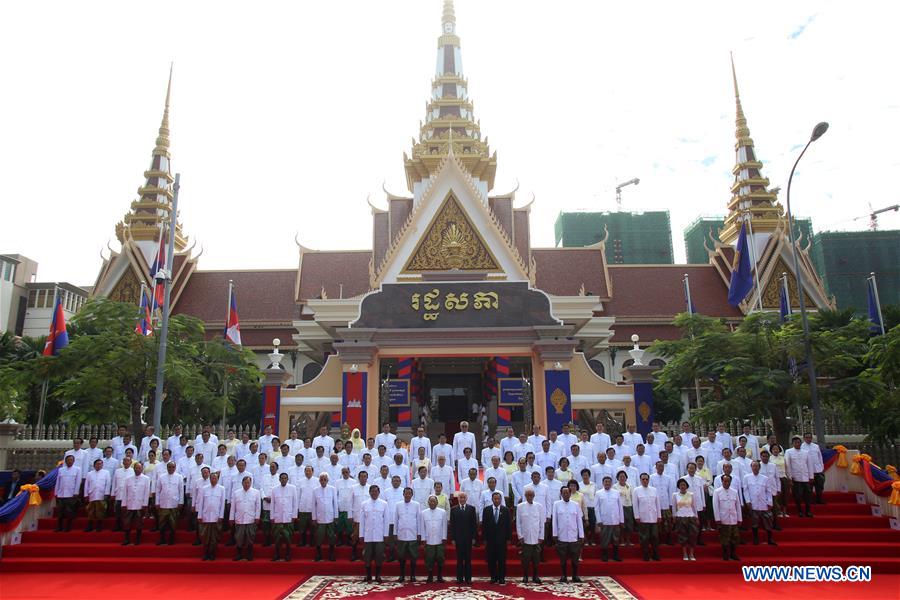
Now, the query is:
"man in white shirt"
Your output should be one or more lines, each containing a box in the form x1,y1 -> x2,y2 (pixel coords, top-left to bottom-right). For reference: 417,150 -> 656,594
65,438 -> 88,480
111,456 -> 135,532
312,472 -> 339,561
622,424 -> 644,454
296,465 -> 318,547
350,471 -> 371,561
412,466 -> 435,505
577,431 -> 595,465
512,434 -> 535,463
712,474 -> 742,561
568,444 -> 591,478
650,422 -> 669,446
715,423 -> 734,452
154,461 -> 184,545
650,461 -> 676,545
557,423 -> 578,458
452,421 -> 476,469
101,446 -> 119,481
419,495 -> 448,583
121,461 -> 151,546
430,454 -> 455,497
138,425 -> 161,462
500,427 -> 518,457
785,436 -> 815,517
456,447 -> 479,484
733,446 -> 753,480
83,437 -> 104,477
479,477 -> 505,521
483,455 -> 508,498
109,425 -> 128,459
55,454 -> 82,532
590,422 -> 611,455
165,425 -> 183,455
270,472 -> 297,562
393,487 -> 421,582
312,426 -> 335,457
229,475 -> 261,561
631,444 -> 653,476
801,432 -> 826,504
516,488 -> 545,583
459,468 -> 484,513
633,472 -> 662,561
741,424 -> 761,459
389,453 -> 411,488
701,431 -> 723,476
552,487 -> 585,583
359,484 -> 390,583
594,475 -> 624,562
511,458 -> 531,505
256,425 -> 276,455
431,433 -> 454,466
527,423 -> 547,450
234,432 -> 252,461
374,423 -> 397,453
480,438 -> 501,468
523,471 -> 551,553
744,460 -> 776,546
536,440 -> 559,472
83,457 -> 110,532
680,422 -> 697,449
611,434 -> 632,465
334,467 -> 356,546
410,426 -> 432,461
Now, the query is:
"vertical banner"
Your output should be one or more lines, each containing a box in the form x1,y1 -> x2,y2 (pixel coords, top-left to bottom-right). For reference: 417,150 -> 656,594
342,371 -> 367,435
389,379 -> 412,427
544,369 -> 572,435
261,384 -> 280,433
331,411 -> 342,428
633,381 -> 654,437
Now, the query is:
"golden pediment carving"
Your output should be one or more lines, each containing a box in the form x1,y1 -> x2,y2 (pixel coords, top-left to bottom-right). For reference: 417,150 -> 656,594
402,193 -> 501,272
109,267 -> 142,304
761,257 -> 813,309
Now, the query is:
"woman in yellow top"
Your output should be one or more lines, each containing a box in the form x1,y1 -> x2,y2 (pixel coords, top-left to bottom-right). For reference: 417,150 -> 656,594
768,444 -> 788,517
350,428 -> 364,453
673,478 -> 699,561
695,455 -> 714,531
556,457 -> 574,484
613,470 -> 634,546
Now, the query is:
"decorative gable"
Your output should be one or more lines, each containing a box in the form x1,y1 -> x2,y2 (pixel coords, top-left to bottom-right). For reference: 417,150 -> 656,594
402,193 -> 501,273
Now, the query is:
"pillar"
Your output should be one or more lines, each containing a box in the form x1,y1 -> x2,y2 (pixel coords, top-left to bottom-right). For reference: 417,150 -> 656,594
543,364 -> 573,435
262,366 -> 291,439
333,328 -> 378,439
533,327 -> 578,435
622,365 -> 657,437
0,422 -> 24,471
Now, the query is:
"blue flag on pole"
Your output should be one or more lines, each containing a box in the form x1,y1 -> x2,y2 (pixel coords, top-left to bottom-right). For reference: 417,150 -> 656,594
779,279 -> 791,323
868,278 -> 884,335
683,276 -> 698,315
728,222 -> 754,307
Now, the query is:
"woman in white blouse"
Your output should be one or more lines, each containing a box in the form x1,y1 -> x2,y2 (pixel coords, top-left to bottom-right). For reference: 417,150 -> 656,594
673,478 -> 699,561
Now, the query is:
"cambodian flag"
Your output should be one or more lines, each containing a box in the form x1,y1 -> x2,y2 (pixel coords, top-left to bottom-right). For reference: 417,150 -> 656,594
150,230 -> 167,309
42,295 -> 69,356
728,222 -> 754,307
135,290 -> 153,336
224,287 -> 242,347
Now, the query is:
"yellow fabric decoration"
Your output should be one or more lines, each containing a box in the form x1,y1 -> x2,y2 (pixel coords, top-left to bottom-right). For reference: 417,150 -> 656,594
20,484 -> 42,507
850,455 -> 864,475
833,445 -> 849,468
887,465 -> 899,481
889,481 -> 900,506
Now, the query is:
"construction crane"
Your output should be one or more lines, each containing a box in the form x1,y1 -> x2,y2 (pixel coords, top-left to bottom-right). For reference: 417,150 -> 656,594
852,204 -> 899,231
615,178 -> 640,211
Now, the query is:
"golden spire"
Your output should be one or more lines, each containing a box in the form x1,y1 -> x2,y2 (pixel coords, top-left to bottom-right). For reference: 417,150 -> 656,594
116,63 -> 187,250
403,0 -> 497,194
719,54 -> 783,245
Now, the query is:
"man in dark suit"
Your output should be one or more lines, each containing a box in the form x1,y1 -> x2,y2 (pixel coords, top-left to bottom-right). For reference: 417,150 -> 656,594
1,469 -> 22,505
482,490 -> 512,584
449,491 -> 478,584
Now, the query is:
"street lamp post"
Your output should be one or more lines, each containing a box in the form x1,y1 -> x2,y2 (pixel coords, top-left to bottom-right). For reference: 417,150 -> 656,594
785,122 -> 829,446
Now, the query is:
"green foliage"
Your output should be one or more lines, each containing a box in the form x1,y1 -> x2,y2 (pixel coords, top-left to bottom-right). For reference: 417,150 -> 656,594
0,298 -> 262,437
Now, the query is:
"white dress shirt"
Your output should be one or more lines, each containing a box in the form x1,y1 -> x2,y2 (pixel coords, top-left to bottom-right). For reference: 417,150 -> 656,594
511,470 -> 531,503
649,473 -> 675,510
456,457 -> 479,482
270,483 -> 298,523
515,500 -> 546,544
743,473 -> 773,511
312,484 -> 339,523
452,431 -> 476,464
595,487 -> 625,525
84,468 -> 111,501
335,476 -> 356,513
557,433 -> 579,457
196,482 -> 226,523
431,443 -> 454,465
712,486 -> 741,525
632,485 -> 662,523
156,471 -> 185,509
419,506 -> 448,545
412,477 -> 435,505
800,442 -> 824,474
622,432 -> 644,452
311,435 -> 334,456
590,432 -> 611,454
359,498 -> 390,542
500,436 -> 518,457
552,499 -> 584,542
123,473 -> 151,510
513,441 -> 536,462
481,447 -> 502,468
483,466 -> 508,494
351,483 -> 371,521
784,448 -> 815,482
374,432 -> 397,451
683,474 -> 707,511
523,482 -> 550,520
55,465 -> 82,498
297,476 -> 318,513
112,465 -> 134,498
393,499 -> 421,541
230,486 -> 261,524
430,464 -> 455,495
410,436 -> 432,463
715,432 -> 734,452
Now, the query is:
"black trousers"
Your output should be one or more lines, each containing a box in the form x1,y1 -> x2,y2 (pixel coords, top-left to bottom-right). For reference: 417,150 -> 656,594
486,542 -> 507,581
455,541 -> 473,582
792,480 -> 812,513
813,473 -> 825,500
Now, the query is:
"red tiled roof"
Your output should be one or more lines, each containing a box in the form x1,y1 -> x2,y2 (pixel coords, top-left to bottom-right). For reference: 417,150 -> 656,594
297,251 -> 372,301
174,269 -> 299,322
603,265 -> 742,318
532,248 -> 610,298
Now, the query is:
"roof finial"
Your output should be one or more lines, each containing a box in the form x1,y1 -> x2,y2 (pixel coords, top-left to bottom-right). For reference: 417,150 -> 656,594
155,63 -> 173,156
442,0 -> 456,28
730,52 -> 748,140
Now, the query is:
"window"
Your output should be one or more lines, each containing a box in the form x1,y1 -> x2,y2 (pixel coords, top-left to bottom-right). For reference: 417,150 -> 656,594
587,359 -> 605,379
28,289 -> 37,308
649,358 -> 667,368
302,362 -> 323,384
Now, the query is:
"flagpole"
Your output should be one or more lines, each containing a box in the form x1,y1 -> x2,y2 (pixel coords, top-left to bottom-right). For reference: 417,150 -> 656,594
222,279 -> 233,432
683,273 -> 703,410
36,284 -> 59,432
150,220 -> 165,322
152,173 -> 180,432
869,272 -> 886,336
744,212 -> 764,312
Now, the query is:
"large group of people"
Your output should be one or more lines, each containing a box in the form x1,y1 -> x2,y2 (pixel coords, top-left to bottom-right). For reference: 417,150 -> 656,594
54,419 -> 826,585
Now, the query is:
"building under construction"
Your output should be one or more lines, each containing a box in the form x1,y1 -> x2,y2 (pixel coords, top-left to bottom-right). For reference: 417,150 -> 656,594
812,230 -> 900,311
554,211 -> 674,264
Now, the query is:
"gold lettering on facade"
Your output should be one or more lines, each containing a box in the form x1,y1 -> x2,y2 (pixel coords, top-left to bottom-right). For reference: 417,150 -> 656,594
444,292 -> 468,310
411,293 -> 420,310
423,288 -> 441,311
409,288 -> 499,321
473,291 -> 499,309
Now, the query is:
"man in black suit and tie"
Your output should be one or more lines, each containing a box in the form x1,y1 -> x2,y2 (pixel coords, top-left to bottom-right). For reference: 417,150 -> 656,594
2,469 -> 22,505
482,490 -> 512,584
449,491 -> 478,584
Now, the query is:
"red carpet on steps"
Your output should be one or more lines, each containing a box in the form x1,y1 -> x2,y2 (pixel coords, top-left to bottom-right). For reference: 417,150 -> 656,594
1,491 -> 898,598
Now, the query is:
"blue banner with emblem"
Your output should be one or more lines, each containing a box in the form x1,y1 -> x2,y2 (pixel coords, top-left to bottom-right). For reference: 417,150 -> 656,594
498,378 -> 525,406
388,379 -> 410,407
544,369 -> 572,435
633,381 -> 654,437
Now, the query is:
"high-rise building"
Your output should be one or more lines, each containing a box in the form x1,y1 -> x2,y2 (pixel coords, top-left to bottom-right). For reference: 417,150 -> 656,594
812,230 -> 900,311
554,210 -> 674,264
684,216 -> 815,264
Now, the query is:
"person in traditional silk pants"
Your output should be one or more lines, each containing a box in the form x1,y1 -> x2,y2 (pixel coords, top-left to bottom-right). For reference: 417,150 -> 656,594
516,488 -> 545,583
196,472 -> 226,561
230,476 -> 261,561
713,474 -> 742,561
552,487 -> 585,583
419,495 -> 448,583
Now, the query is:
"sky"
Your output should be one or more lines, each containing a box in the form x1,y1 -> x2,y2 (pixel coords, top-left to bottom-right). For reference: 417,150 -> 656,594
2,0 -> 899,286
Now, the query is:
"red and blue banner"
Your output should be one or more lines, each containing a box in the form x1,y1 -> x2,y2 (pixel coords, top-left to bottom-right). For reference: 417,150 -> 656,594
544,369 -> 572,435
331,411 -> 342,428
224,287 -> 242,347
342,371 -> 367,435
0,468 -> 58,533
135,290 -> 153,337
261,384 -> 280,433
42,295 -> 69,356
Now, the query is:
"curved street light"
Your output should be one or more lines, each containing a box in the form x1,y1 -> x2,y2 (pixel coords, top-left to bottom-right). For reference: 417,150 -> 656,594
785,122 -> 829,445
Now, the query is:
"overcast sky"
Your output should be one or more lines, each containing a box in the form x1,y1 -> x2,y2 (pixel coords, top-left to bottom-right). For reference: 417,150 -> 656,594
3,0 -> 898,286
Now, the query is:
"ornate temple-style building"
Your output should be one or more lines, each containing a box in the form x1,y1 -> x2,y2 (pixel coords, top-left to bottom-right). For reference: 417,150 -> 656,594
91,1 -> 832,441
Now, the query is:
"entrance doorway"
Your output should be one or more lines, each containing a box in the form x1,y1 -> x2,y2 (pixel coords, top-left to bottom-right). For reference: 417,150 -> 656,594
427,373 -> 480,440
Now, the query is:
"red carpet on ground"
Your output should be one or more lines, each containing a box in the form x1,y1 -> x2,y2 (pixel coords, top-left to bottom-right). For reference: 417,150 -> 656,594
1,492 -> 898,598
